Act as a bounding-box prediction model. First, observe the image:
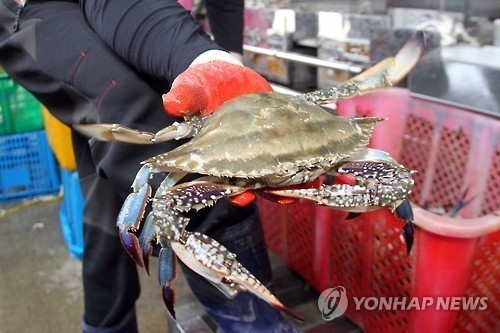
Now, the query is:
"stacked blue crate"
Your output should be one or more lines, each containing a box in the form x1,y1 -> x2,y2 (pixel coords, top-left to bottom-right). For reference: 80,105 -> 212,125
42,106 -> 85,259
0,130 -> 60,203
59,169 -> 84,259
0,73 -> 82,257
0,73 -> 59,203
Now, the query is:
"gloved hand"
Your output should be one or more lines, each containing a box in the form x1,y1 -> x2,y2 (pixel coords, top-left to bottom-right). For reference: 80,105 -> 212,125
163,61 -> 273,117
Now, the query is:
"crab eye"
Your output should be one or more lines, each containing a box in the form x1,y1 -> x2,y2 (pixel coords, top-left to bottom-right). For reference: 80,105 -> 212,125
276,162 -> 298,175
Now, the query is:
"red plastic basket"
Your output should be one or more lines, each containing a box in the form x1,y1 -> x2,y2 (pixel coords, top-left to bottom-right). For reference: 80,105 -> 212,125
258,88 -> 499,333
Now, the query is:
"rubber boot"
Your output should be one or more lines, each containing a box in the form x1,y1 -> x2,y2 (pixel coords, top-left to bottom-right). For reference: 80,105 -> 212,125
180,202 -> 300,333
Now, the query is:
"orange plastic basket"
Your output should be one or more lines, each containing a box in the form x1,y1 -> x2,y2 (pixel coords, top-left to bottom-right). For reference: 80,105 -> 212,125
258,88 -> 499,333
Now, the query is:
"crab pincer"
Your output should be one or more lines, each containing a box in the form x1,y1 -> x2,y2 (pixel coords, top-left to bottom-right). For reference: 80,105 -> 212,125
167,230 -> 304,322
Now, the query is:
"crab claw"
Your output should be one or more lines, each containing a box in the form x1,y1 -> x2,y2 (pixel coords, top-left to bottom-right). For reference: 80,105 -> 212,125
158,244 -> 177,319
170,231 -> 303,322
268,301 -> 304,323
116,183 -> 152,268
395,198 -> 414,254
225,264 -> 304,322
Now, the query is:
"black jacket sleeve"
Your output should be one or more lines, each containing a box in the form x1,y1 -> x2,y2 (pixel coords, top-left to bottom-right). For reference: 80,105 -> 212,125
205,0 -> 244,55
80,0 -> 223,84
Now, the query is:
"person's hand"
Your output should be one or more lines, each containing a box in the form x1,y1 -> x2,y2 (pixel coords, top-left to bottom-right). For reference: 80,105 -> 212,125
162,61 -> 273,117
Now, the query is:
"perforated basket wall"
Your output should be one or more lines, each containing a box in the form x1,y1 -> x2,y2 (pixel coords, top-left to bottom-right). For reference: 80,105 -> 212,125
258,88 -> 499,333
258,198 -> 318,285
0,131 -> 60,203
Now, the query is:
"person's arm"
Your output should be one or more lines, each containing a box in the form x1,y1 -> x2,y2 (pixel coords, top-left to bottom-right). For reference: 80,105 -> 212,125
80,0 -> 281,207
80,0 -> 222,83
205,0 -> 244,55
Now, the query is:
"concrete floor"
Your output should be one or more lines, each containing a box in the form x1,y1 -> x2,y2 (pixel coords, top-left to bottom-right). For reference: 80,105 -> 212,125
0,199 -> 169,332
0,197 -> 361,333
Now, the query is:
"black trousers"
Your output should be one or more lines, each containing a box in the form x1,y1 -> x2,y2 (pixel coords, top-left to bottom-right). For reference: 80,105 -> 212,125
0,1 -> 275,331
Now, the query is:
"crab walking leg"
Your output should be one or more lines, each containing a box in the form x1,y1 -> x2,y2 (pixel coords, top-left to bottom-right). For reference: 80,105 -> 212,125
73,116 -> 204,144
117,165 -> 187,269
116,182 -> 151,268
137,213 -> 156,275
301,30 -> 426,105
138,171 -> 188,275
158,243 -> 178,319
154,171 -> 189,196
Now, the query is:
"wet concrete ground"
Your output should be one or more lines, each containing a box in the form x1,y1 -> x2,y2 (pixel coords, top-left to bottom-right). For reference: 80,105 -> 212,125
0,197 -> 361,333
0,199 -> 168,333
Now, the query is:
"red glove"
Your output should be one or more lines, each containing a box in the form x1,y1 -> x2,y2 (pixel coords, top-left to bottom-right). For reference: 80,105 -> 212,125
163,62 -> 273,117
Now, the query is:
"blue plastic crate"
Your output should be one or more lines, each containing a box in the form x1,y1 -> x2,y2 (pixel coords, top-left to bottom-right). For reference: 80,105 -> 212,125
59,169 -> 84,259
0,130 -> 60,203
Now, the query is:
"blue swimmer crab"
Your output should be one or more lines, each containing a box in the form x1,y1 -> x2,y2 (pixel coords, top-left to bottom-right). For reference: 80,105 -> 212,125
75,31 -> 425,321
